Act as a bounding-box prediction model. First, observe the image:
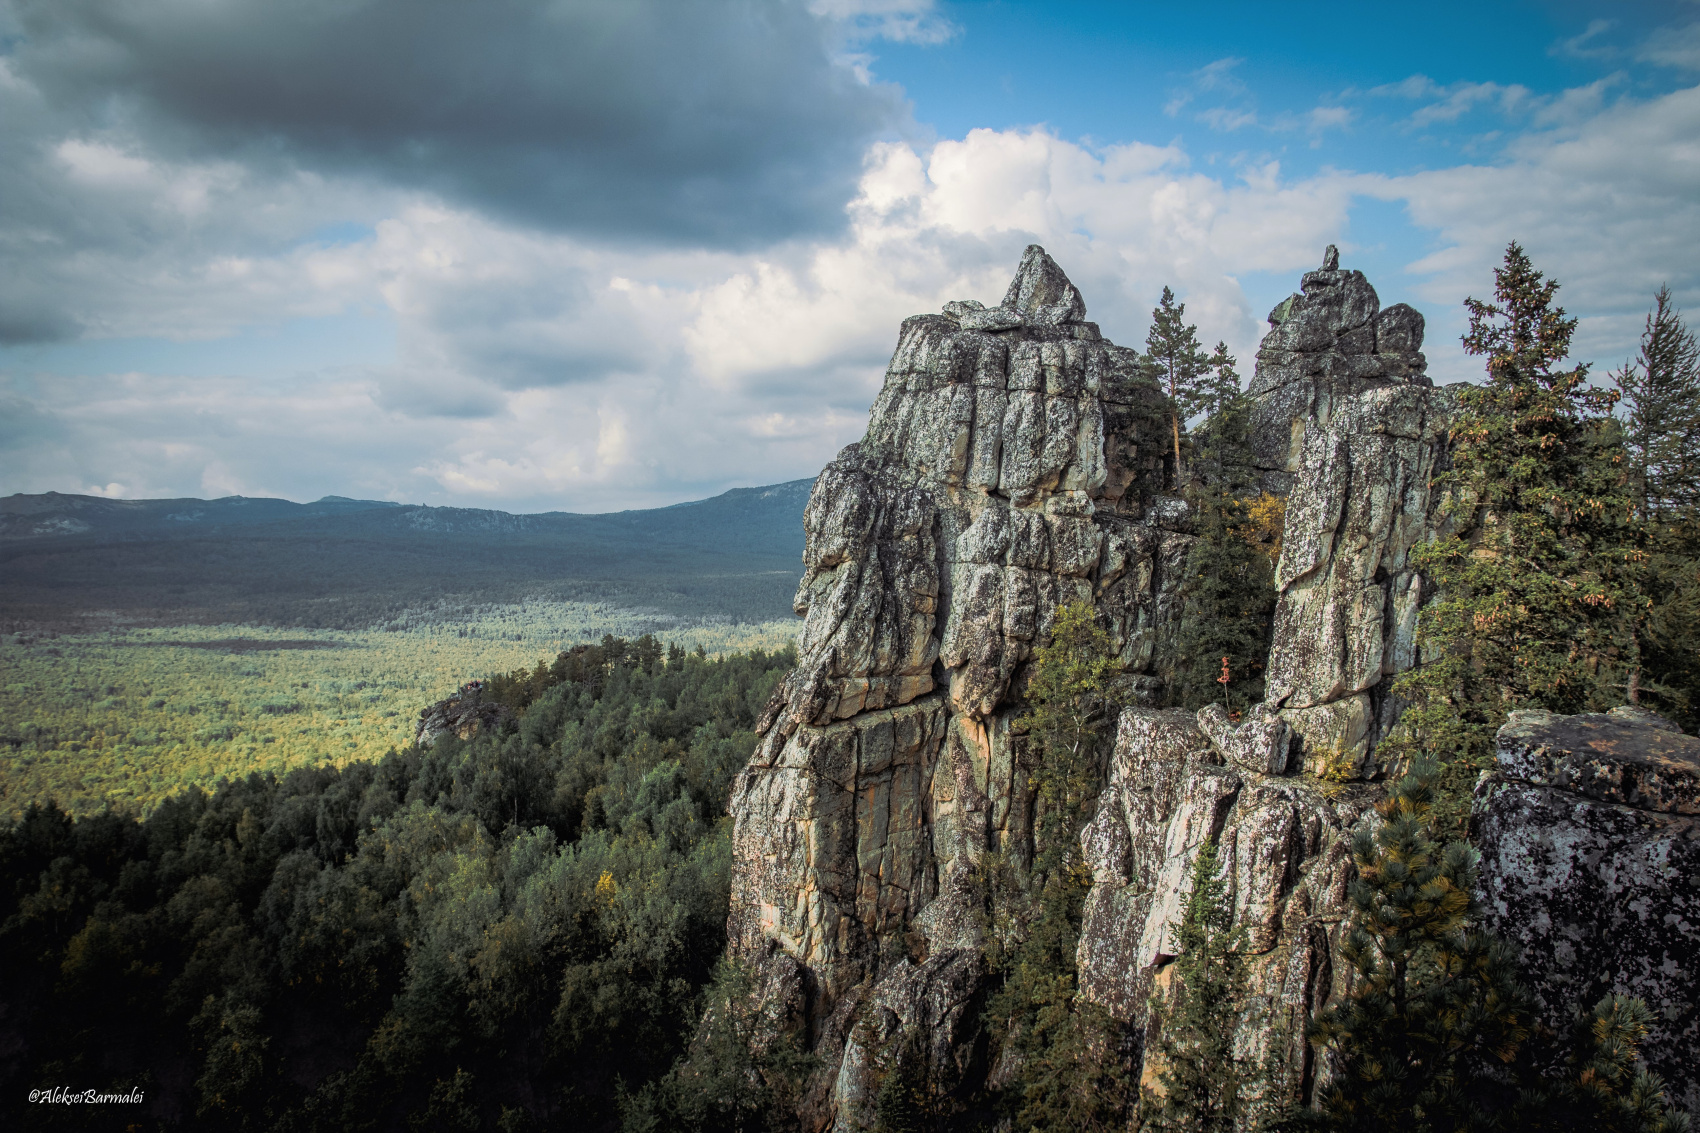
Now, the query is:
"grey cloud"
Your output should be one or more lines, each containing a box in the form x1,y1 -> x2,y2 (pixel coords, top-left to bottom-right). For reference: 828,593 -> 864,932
11,0 -> 904,248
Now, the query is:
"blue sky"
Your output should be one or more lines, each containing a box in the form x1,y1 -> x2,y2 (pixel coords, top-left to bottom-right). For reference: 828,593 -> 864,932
3,0 -> 1696,511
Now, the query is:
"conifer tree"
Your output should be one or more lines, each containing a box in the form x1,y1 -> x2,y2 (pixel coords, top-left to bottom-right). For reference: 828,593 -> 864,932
1616,286 -> 1700,520
1146,287 -> 1213,486
1612,288 -> 1700,728
1301,766 -> 1692,1133
980,602 -> 1134,1132
1169,344 -> 1277,711
1143,838 -> 1246,1132
1384,244 -> 1638,822
1305,762 -> 1534,1129
1020,601 -> 1119,875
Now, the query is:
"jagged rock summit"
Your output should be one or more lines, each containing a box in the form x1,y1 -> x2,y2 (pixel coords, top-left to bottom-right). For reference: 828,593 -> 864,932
724,246 -> 1694,1129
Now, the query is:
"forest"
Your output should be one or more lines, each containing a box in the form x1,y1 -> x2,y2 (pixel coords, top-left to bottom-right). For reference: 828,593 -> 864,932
0,605 -> 796,820
1,637 -> 797,1131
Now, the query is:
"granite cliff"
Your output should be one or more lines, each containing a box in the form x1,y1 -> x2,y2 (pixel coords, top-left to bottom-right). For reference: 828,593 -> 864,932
724,247 -> 1695,1127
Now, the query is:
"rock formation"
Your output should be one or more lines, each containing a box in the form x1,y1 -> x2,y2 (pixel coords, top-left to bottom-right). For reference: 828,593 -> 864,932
415,681 -> 514,744
729,246 -> 1187,1126
1251,247 -> 1456,780
724,244 -> 1693,1128
1474,706 -> 1700,1113
1076,707 -> 1380,1121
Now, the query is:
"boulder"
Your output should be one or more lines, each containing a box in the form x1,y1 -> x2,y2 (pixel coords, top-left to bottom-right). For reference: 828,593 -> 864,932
1473,707 -> 1700,1114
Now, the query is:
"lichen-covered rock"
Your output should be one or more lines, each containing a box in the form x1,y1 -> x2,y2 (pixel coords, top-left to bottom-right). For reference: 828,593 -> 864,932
1247,246 -> 1435,494
1075,706 -> 1381,1121
729,247 -> 1190,1128
1246,248 -> 1460,780
1473,707 -> 1700,1114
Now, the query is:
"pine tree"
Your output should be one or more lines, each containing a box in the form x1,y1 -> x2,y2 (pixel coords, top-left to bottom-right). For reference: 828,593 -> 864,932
1616,286 -> 1700,520
1305,762 -> 1534,1130
1020,600 -> 1119,875
1146,287 -> 1213,487
1301,766 -> 1692,1133
981,602 -> 1135,1132
1383,243 -> 1638,825
1142,838 -> 1246,1132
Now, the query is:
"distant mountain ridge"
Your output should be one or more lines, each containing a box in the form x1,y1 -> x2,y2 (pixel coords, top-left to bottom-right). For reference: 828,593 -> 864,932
0,481 -> 812,543
0,480 -> 815,629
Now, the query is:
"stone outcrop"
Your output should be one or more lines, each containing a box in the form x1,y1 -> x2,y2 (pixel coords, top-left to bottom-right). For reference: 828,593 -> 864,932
726,244 -> 1695,1129
1250,247 -> 1457,779
1076,708 -> 1381,1121
729,246 -> 1189,1127
415,682 -> 514,744
1474,706 -> 1700,1113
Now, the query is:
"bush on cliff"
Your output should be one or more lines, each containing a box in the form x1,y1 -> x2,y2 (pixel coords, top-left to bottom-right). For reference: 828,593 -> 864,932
979,600 -> 1135,1132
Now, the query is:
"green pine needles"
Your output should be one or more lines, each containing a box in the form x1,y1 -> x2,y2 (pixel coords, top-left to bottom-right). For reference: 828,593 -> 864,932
1169,343 -> 1278,712
1301,764 -> 1691,1133
1306,762 -> 1532,1128
1383,243 -> 1662,825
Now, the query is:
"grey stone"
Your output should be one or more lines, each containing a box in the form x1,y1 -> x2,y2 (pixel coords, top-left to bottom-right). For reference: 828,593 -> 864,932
1474,708 -> 1700,1114
1002,243 -> 1088,325
718,246 -> 1693,1130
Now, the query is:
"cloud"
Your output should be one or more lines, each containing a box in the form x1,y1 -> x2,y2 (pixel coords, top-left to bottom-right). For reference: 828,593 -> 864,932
1370,83 -> 1700,381
1551,18 -> 1616,60
810,0 -> 957,45
1167,56 -> 1253,124
7,0 -> 905,250
3,55 -> 1696,513
1638,17 -> 1700,70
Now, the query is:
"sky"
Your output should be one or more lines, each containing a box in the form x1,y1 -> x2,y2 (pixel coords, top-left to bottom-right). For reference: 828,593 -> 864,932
3,0 -> 1698,513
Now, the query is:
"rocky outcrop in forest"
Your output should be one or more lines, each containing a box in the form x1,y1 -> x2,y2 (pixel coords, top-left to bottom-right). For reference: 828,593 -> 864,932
416,681 -> 514,744
725,246 -> 1695,1128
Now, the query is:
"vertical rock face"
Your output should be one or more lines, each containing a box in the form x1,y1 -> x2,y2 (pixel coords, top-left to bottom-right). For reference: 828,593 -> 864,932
729,246 -> 1191,1126
1474,707 -> 1700,1114
1250,247 -> 1458,779
1076,708 -> 1380,1122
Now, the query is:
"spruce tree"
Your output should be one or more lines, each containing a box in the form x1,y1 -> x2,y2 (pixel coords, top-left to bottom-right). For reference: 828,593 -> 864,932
1383,243 -> 1638,824
1146,287 -> 1213,487
1020,600 -> 1120,875
1142,838 -> 1246,1132
1616,286 -> 1700,520
1169,345 -> 1277,712
980,602 -> 1135,1132
1301,766 -> 1692,1133
1612,289 -> 1700,729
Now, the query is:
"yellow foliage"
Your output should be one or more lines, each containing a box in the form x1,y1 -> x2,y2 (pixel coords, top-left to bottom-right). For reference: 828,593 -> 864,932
1235,491 -> 1286,563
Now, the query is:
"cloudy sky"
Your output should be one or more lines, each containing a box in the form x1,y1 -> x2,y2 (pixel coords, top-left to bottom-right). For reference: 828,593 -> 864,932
4,0 -> 1697,513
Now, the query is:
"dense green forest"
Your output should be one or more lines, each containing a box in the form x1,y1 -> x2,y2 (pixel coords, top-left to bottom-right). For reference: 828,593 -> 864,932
0,480 -> 811,631
1,637 -> 795,1131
